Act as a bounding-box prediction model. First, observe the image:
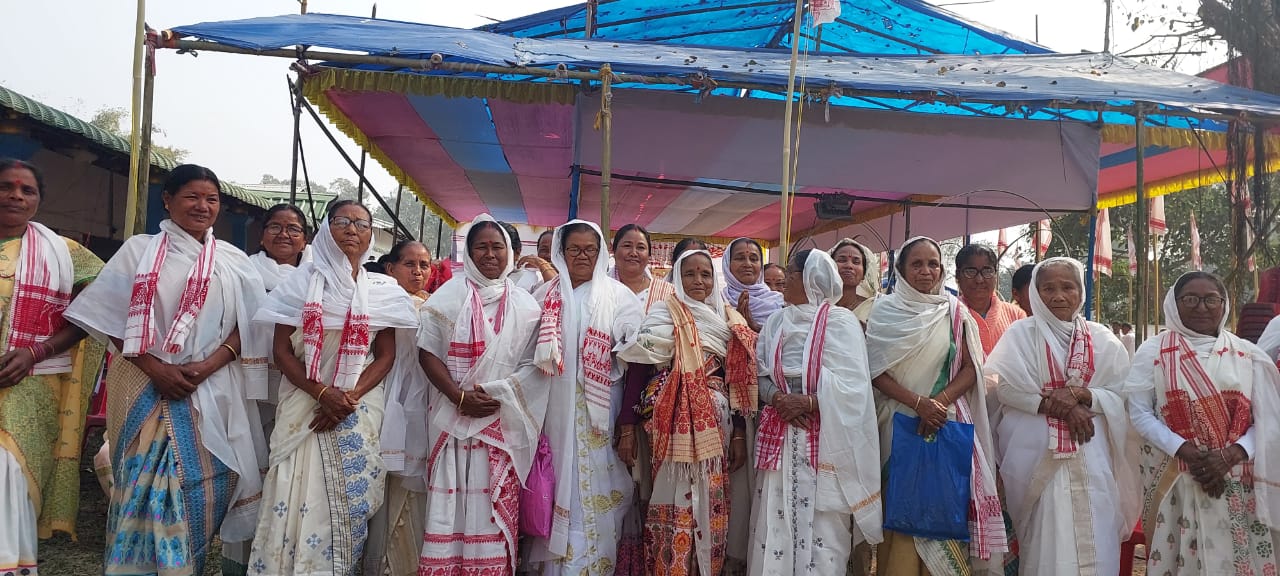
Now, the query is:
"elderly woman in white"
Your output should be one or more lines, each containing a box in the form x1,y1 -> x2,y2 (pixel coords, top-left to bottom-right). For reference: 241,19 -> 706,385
749,249 -> 882,575
984,258 -> 1138,575
1128,271 -> 1280,574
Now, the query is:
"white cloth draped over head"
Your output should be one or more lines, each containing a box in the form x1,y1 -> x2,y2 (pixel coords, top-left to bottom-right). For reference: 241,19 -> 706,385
1127,273 -> 1280,530
829,238 -> 879,301
865,236 -> 949,378
7,222 -> 76,373
984,257 -> 1141,542
532,219 -> 642,431
621,250 -> 731,364
863,235 -> 1007,562
250,245 -> 312,291
254,213 -> 418,391
721,237 -> 784,325
416,214 -> 547,483
63,219 -> 269,542
756,249 -> 883,543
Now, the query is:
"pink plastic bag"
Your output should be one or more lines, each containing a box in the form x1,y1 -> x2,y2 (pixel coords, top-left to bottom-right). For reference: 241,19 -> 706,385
520,434 -> 555,537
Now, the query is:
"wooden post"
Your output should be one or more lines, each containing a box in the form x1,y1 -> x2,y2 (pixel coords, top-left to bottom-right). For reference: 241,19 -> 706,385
599,64 -> 613,240
1135,107 -> 1150,343
132,47 -> 156,236
123,0 -> 147,239
777,0 -> 805,265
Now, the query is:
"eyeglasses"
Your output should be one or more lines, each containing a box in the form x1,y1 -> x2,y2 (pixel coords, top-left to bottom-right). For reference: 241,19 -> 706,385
960,267 -> 997,279
330,217 -> 372,232
565,246 -> 600,258
1178,295 -> 1226,310
265,223 -> 305,237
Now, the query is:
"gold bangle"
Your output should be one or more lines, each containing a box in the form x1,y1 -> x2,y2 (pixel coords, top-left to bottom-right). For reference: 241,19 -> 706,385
458,391 -> 466,409
221,343 -> 239,361
316,387 -> 327,402
1067,387 -> 1081,402
732,435 -> 746,441
809,395 -> 816,412
913,395 -> 922,412
939,390 -> 951,406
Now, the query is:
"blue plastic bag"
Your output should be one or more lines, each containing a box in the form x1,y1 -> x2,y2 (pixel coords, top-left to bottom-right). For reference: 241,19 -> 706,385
883,412 -> 975,541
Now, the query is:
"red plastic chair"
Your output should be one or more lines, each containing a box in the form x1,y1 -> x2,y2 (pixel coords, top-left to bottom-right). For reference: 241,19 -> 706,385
1119,521 -> 1144,575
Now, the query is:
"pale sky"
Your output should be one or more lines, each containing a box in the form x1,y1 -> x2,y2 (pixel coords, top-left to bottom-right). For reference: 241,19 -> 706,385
4,0 -> 1217,197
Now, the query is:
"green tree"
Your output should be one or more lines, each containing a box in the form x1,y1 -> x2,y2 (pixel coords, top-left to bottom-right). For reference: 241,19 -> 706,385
88,106 -> 189,162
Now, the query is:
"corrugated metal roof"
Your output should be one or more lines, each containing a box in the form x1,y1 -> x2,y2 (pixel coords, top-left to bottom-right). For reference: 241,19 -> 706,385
0,84 -> 273,210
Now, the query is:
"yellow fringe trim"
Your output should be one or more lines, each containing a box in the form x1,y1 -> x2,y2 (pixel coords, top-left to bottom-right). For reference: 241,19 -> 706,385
303,68 -> 577,228
1098,155 -> 1280,209
1099,124 -> 1280,153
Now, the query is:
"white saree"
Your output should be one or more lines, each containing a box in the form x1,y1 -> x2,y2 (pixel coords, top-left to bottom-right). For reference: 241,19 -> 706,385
985,258 -> 1139,576
248,220 -> 417,576
748,250 -> 883,576
525,220 -> 643,575
416,215 -> 547,576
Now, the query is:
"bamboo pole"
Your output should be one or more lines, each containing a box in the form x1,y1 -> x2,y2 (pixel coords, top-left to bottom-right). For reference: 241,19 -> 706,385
124,0 -> 147,239
132,48 -> 156,236
777,0 -> 805,265
1135,107 -> 1150,343
599,64 -> 613,241
163,39 -> 1276,124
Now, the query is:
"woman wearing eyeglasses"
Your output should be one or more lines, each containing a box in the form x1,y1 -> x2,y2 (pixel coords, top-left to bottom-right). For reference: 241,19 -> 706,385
525,220 -> 644,575
248,200 -> 418,575
251,204 -> 311,292
954,244 -> 1025,356
1127,271 -> 1280,574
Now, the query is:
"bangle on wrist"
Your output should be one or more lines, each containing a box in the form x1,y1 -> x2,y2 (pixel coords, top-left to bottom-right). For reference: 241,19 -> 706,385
939,390 -> 951,406
458,391 -> 466,409
316,387 -> 328,402
913,395 -> 922,412
221,343 -> 240,361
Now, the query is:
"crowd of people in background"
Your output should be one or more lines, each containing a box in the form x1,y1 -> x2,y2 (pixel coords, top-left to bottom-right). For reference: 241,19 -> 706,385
2,155 -> 1280,576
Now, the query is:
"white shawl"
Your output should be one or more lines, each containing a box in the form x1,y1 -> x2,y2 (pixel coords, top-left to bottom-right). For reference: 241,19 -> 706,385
254,219 -> 417,390
1128,277 -> 1280,530
7,222 -> 76,373
985,257 -> 1140,541
64,220 -> 269,542
417,214 -> 547,483
757,250 -> 883,543
250,246 -> 311,292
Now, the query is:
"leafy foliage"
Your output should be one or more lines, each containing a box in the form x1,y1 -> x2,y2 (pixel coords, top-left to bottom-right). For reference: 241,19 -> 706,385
88,106 -> 189,162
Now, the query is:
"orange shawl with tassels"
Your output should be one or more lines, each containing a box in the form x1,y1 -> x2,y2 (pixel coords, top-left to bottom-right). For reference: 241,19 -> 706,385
646,295 -> 757,475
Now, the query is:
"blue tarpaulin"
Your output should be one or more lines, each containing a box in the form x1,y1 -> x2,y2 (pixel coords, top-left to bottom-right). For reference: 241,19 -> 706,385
171,13 -> 1280,121
484,0 -> 1050,56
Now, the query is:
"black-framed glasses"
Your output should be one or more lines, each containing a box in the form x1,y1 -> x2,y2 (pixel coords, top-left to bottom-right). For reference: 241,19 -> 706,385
565,246 -> 600,258
330,217 -> 372,232
265,223 -> 305,237
1178,295 -> 1226,309
960,266 -> 997,279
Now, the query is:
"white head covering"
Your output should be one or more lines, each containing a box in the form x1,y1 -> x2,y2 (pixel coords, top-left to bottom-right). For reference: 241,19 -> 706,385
1163,271 -> 1230,347
800,249 -> 844,306
621,249 -> 731,363
462,215 -> 515,288
865,236 -> 951,377
255,209 -> 417,333
1028,257 -> 1088,359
